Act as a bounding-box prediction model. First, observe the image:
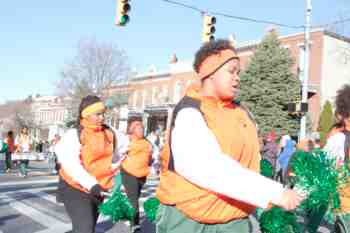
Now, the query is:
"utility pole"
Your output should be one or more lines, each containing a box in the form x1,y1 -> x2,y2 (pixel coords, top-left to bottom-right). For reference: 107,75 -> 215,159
300,0 -> 312,140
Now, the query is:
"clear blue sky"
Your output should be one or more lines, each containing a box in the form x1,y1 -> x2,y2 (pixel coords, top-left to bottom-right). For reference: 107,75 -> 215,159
0,0 -> 349,103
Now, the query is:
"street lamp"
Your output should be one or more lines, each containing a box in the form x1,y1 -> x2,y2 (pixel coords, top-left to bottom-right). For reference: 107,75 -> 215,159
300,0 -> 312,140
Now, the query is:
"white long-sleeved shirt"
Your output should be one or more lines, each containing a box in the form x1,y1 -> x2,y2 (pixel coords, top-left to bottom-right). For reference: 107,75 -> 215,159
15,135 -> 32,152
324,132 -> 346,164
55,126 -> 129,191
171,108 -> 284,209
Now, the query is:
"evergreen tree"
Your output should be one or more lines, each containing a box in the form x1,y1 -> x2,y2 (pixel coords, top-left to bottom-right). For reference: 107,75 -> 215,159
239,31 -> 301,136
318,101 -> 334,145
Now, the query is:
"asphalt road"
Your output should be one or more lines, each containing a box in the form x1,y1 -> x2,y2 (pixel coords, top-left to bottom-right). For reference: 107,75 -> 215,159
0,159 -> 333,233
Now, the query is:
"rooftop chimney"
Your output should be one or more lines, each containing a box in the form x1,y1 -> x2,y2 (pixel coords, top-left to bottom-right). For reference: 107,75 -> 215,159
229,34 -> 237,47
169,53 -> 178,64
149,64 -> 157,73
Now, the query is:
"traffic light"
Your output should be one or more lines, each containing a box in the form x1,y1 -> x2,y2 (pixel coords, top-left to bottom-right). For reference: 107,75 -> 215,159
116,0 -> 131,26
287,102 -> 308,116
202,15 -> 216,43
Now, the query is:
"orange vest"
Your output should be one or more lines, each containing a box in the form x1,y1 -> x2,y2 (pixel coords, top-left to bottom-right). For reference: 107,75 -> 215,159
340,177 -> 350,213
122,138 -> 152,178
338,128 -> 350,213
60,126 -> 116,193
156,89 -> 261,224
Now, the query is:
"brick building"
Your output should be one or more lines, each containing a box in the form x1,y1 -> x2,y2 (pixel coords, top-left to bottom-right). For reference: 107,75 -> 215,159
31,95 -> 68,141
111,28 -> 350,135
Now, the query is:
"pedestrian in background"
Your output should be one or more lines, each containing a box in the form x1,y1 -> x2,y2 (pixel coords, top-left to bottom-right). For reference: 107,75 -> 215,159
121,119 -> 152,233
262,131 -> 278,175
4,131 -> 15,173
49,134 -> 60,175
277,139 -> 296,184
15,127 -> 32,177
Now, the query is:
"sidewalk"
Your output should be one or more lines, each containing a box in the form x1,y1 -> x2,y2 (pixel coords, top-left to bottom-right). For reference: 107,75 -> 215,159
0,159 -> 58,183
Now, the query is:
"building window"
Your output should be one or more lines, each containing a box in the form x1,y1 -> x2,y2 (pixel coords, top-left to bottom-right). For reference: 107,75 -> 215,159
142,90 -> 147,108
133,91 -> 138,108
298,45 -> 305,82
174,81 -> 182,103
144,88 -> 151,106
160,85 -> 168,103
152,87 -> 158,105
60,111 -> 64,121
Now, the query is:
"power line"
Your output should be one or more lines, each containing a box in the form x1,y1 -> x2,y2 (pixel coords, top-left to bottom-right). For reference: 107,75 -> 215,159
211,11 -> 303,29
313,17 -> 350,28
160,0 -> 304,29
161,0 -> 203,13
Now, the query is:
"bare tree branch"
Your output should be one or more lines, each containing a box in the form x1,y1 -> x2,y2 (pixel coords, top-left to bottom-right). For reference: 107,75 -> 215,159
56,38 -> 130,118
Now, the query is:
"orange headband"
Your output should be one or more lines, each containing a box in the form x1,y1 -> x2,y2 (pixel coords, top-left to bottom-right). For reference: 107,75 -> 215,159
198,49 -> 239,79
81,102 -> 106,118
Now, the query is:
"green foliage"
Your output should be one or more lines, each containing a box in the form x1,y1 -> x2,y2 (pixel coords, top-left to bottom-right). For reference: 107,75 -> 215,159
239,31 -> 301,136
317,101 -> 334,145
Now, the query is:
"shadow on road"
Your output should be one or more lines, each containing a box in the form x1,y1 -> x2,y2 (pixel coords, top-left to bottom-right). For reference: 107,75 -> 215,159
0,214 -> 21,226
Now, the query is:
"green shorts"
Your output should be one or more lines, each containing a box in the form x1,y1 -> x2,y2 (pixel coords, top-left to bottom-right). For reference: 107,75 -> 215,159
156,204 -> 251,233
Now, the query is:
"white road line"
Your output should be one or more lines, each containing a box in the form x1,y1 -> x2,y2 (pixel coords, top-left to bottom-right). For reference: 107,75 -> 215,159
35,224 -> 71,233
5,193 -> 70,229
0,187 -> 57,197
0,179 -> 58,187
0,177 -> 156,187
31,190 -> 58,204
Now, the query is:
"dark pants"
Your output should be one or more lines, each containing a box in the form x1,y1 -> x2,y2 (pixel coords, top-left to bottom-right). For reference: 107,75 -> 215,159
5,152 -> 12,170
305,204 -> 328,233
121,169 -> 146,226
59,178 -> 101,233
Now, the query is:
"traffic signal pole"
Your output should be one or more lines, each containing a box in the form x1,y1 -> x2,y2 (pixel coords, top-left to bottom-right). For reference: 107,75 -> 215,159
299,0 -> 312,140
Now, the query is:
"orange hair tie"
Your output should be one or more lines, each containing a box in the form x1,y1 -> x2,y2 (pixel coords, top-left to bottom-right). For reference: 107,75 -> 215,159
81,102 -> 106,118
198,49 -> 239,79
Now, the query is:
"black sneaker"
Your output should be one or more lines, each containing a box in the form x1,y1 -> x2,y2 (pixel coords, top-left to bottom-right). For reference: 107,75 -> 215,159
131,225 -> 141,233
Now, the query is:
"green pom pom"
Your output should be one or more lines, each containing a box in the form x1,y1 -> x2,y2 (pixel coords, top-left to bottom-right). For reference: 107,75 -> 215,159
99,190 -> 135,223
0,143 -> 8,153
260,159 -> 274,178
255,207 -> 264,220
323,208 -> 336,225
289,150 -> 347,211
143,197 -> 160,222
259,207 -> 301,233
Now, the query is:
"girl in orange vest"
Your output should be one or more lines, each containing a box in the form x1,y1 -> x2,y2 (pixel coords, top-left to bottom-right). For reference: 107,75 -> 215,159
323,84 -> 350,231
55,95 -> 129,233
156,39 -> 304,233
121,119 -> 152,233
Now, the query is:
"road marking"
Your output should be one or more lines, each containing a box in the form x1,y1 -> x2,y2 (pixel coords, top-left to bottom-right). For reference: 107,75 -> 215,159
32,190 -> 59,204
5,193 -> 70,228
0,179 -> 58,187
1,186 -> 56,195
35,224 -> 71,233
